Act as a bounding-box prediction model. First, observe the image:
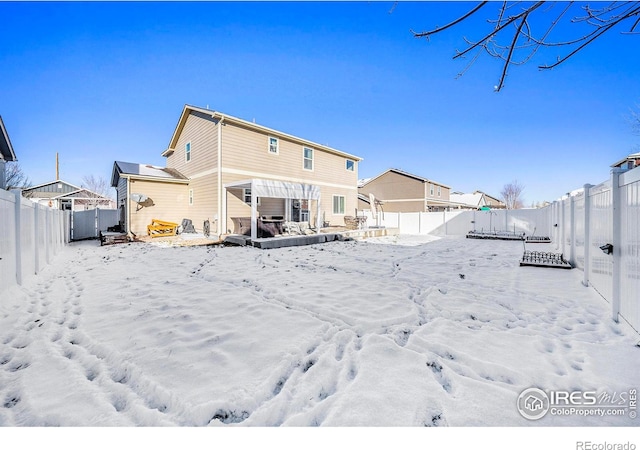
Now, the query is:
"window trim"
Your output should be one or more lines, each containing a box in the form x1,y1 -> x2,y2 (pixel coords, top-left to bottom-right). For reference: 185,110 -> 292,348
185,141 -> 192,163
243,188 -> 260,206
303,146 -> 314,171
268,136 -> 279,155
332,194 -> 345,215
346,159 -> 355,172
429,184 -> 434,196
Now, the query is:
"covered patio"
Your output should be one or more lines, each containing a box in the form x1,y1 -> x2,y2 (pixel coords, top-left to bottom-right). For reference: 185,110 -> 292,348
223,178 -> 322,241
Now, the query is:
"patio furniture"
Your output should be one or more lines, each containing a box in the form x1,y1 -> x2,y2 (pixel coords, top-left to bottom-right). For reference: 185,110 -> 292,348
147,219 -> 179,238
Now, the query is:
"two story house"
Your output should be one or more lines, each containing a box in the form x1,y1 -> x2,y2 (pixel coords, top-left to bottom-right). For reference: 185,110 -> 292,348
358,168 -> 451,213
0,116 -> 17,190
112,105 -> 362,239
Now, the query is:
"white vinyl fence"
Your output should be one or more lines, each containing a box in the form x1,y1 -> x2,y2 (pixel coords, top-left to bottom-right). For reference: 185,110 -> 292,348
362,208 -> 552,238
71,208 -> 119,241
552,168 -> 640,333
0,189 -> 69,288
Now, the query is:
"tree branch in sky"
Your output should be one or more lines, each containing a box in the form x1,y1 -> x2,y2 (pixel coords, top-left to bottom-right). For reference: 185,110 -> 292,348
412,1 -> 640,91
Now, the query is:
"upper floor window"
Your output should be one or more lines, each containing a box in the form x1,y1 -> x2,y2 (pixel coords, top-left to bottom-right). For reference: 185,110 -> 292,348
346,159 -> 355,171
430,184 -> 434,196
185,142 -> 192,162
268,136 -> 279,154
303,147 -> 314,171
437,186 -> 442,197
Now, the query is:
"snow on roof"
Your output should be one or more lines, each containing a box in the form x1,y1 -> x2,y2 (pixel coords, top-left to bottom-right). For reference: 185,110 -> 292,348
112,161 -> 187,186
450,192 -> 484,207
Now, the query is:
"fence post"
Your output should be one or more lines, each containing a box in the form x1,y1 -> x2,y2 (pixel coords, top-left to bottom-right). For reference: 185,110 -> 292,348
45,209 -> 51,264
12,190 -> 23,285
34,204 -> 40,274
569,194 -> 576,267
582,184 -> 593,287
611,169 -> 622,323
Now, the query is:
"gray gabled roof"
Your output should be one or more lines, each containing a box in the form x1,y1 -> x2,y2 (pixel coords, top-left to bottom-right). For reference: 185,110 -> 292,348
0,116 -> 17,162
162,104 -> 363,162
111,161 -> 188,187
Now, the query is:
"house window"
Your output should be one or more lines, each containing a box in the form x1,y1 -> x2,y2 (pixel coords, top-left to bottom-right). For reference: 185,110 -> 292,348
243,188 -> 260,206
189,189 -> 194,205
186,142 -> 192,162
268,136 -> 279,154
332,195 -> 345,215
437,186 -> 441,197
303,147 -> 314,171
346,159 -> 355,171
430,184 -> 434,196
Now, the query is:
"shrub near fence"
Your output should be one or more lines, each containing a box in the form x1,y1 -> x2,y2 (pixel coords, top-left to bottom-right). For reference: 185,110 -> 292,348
0,189 -> 69,289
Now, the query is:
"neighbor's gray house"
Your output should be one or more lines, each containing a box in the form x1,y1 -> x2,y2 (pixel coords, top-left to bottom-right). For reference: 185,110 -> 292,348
0,116 -> 17,190
22,180 -> 116,211
358,168 -> 452,213
112,105 -> 363,239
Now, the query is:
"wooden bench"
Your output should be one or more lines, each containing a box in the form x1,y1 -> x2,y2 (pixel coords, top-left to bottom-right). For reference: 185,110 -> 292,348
147,219 -> 179,238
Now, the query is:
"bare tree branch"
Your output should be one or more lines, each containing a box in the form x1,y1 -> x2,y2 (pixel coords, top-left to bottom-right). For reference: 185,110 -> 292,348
501,180 -> 525,209
413,1 -> 640,91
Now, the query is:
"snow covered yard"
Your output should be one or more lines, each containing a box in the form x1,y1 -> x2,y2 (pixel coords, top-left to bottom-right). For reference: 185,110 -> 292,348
1,235 -> 639,428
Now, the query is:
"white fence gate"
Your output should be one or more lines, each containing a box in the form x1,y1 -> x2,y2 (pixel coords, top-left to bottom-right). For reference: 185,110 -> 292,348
71,209 -> 119,241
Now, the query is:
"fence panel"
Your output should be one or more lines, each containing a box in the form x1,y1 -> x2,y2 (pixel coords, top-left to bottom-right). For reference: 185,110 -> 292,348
588,181 -> 613,303
19,198 -> 36,281
573,192 -> 586,270
0,190 -> 69,290
0,190 -> 17,286
620,169 -> 640,331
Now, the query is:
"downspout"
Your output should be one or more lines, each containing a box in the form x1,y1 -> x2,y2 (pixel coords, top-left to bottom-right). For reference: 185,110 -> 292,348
217,115 -> 224,236
126,176 -> 131,236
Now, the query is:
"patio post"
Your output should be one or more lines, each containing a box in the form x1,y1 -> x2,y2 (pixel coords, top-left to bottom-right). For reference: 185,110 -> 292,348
251,180 -> 258,241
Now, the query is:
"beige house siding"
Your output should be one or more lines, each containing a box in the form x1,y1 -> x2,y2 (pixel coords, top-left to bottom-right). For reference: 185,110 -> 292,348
166,110 -> 219,179
126,179 -> 189,236
185,174 -> 218,233
359,170 -> 452,212
361,171 -> 423,202
221,121 -> 359,188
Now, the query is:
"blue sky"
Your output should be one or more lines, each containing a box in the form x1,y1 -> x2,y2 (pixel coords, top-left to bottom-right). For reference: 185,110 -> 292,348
1,1 -> 639,205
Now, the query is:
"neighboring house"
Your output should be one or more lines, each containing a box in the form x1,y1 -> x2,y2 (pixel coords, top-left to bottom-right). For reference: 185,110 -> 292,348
0,116 -> 17,190
112,105 -> 363,238
450,190 -> 506,210
611,152 -> 640,171
358,168 -> 451,212
22,180 -> 116,211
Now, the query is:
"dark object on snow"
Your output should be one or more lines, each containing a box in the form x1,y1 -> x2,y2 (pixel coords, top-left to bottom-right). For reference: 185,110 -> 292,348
520,251 -> 572,269
525,235 -> 552,243
466,230 -> 524,241
100,231 -> 129,246
181,219 -> 196,233
203,220 -> 210,237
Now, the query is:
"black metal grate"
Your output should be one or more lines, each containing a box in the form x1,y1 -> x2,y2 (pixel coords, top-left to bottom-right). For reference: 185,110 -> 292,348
520,250 -> 572,269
